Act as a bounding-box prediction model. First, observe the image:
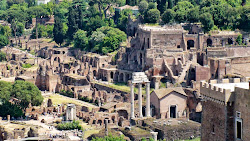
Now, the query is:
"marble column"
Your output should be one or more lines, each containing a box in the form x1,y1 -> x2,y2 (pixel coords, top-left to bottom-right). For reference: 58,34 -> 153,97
130,83 -> 135,119
138,83 -> 143,118
105,119 -> 108,136
146,82 -> 151,117
150,132 -> 158,141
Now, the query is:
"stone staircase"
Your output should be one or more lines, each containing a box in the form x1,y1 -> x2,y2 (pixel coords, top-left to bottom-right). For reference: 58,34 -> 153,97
176,61 -> 192,84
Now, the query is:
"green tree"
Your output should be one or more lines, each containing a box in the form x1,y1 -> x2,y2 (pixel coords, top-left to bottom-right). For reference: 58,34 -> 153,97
0,100 -> 24,118
157,0 -> 167,13
117,9 -> 132,32
138,0 -> 148,15
168,0 -> 173,9
89,31 -> 105,52
148,2 -> 157,10
0,25 -> 11,37
53,17 -> 64,45
173,1 -> 194,22
161,9 -> 175,24
0,81 -> 12,101
0,51 -> 6,62
67,0 -> 88,40
0,0 -> 8,10
31,24 -> 48,38
145,9 -> 160,23
73,29 -> 88,50
86,16 -> 106,35
187,6 -> 199,23
236,34 -> 243,45
25,0 -> 37,7
238,5 -> 250,31
0,35 -> 9,48
12,80 -> 43,109
97,26 -> 126,54
200,12 -> 214,33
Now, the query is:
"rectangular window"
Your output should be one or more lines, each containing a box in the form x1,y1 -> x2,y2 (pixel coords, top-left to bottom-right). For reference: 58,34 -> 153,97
236,119 -> 242,139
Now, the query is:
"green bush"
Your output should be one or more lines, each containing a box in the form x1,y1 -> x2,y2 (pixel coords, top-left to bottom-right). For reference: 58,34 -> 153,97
60,90 -> 74,98
22,63 -> 32,68
57,120 -> 82,130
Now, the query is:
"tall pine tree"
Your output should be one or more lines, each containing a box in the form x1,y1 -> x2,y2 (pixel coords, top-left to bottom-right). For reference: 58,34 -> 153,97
53,17 -> 64,46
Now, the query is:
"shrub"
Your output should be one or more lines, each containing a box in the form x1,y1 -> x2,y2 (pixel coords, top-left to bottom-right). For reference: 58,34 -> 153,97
56,120 -> 82,130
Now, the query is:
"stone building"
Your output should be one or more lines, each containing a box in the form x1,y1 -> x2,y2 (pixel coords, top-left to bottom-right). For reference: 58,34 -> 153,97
66,104 -> 76,121
150,87 -> 188,119
200,78 -> 250,141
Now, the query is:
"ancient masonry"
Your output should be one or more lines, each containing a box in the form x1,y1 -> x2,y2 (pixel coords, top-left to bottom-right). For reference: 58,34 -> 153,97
200,78 -> 250,141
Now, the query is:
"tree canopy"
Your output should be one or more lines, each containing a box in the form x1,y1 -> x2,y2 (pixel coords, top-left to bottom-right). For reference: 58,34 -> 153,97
12,80 -> 43,109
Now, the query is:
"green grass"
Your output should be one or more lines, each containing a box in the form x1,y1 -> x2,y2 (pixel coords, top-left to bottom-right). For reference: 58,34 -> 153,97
44,94 -> 96,110
96,82 -> 154,95
22,63 -> 32,68
183,137 -> 200,141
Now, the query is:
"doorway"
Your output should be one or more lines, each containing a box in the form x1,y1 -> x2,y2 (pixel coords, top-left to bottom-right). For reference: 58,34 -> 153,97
170,105 -> 176,118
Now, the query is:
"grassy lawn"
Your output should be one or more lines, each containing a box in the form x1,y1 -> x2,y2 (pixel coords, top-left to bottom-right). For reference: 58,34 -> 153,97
43,94 -> 97,110
96,82 -> 154,95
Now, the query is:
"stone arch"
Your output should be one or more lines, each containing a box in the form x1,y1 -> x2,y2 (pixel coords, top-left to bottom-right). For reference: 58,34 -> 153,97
97,119 -> 102,126
207,38 -> 212,47
228,38 -> 233,45
117,109 -> 128,119
104,117 -> 110,123
187,40 -> 195,49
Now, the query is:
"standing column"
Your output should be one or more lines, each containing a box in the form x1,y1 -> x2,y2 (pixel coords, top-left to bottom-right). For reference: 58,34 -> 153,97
146,82 -> 151,117
104,119 -> 108,136
130,83 -> 135,119
138,83 -> 143,118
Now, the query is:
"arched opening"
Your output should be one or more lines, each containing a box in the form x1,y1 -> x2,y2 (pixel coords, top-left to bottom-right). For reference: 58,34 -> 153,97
207,39 -> 212,47
93,70 -> 97,77
111,116 -> 115,124
92,120 -> 96,124
147,38 -> 150,48
110,72 -> 114,79
187,40 -> 195,49
126,74 -> 130,81
117,110 -> 128,119
119,73 -> 124,82
97,120 -> 102,126
228,38 -> 233,45
54,57 -> 57,61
